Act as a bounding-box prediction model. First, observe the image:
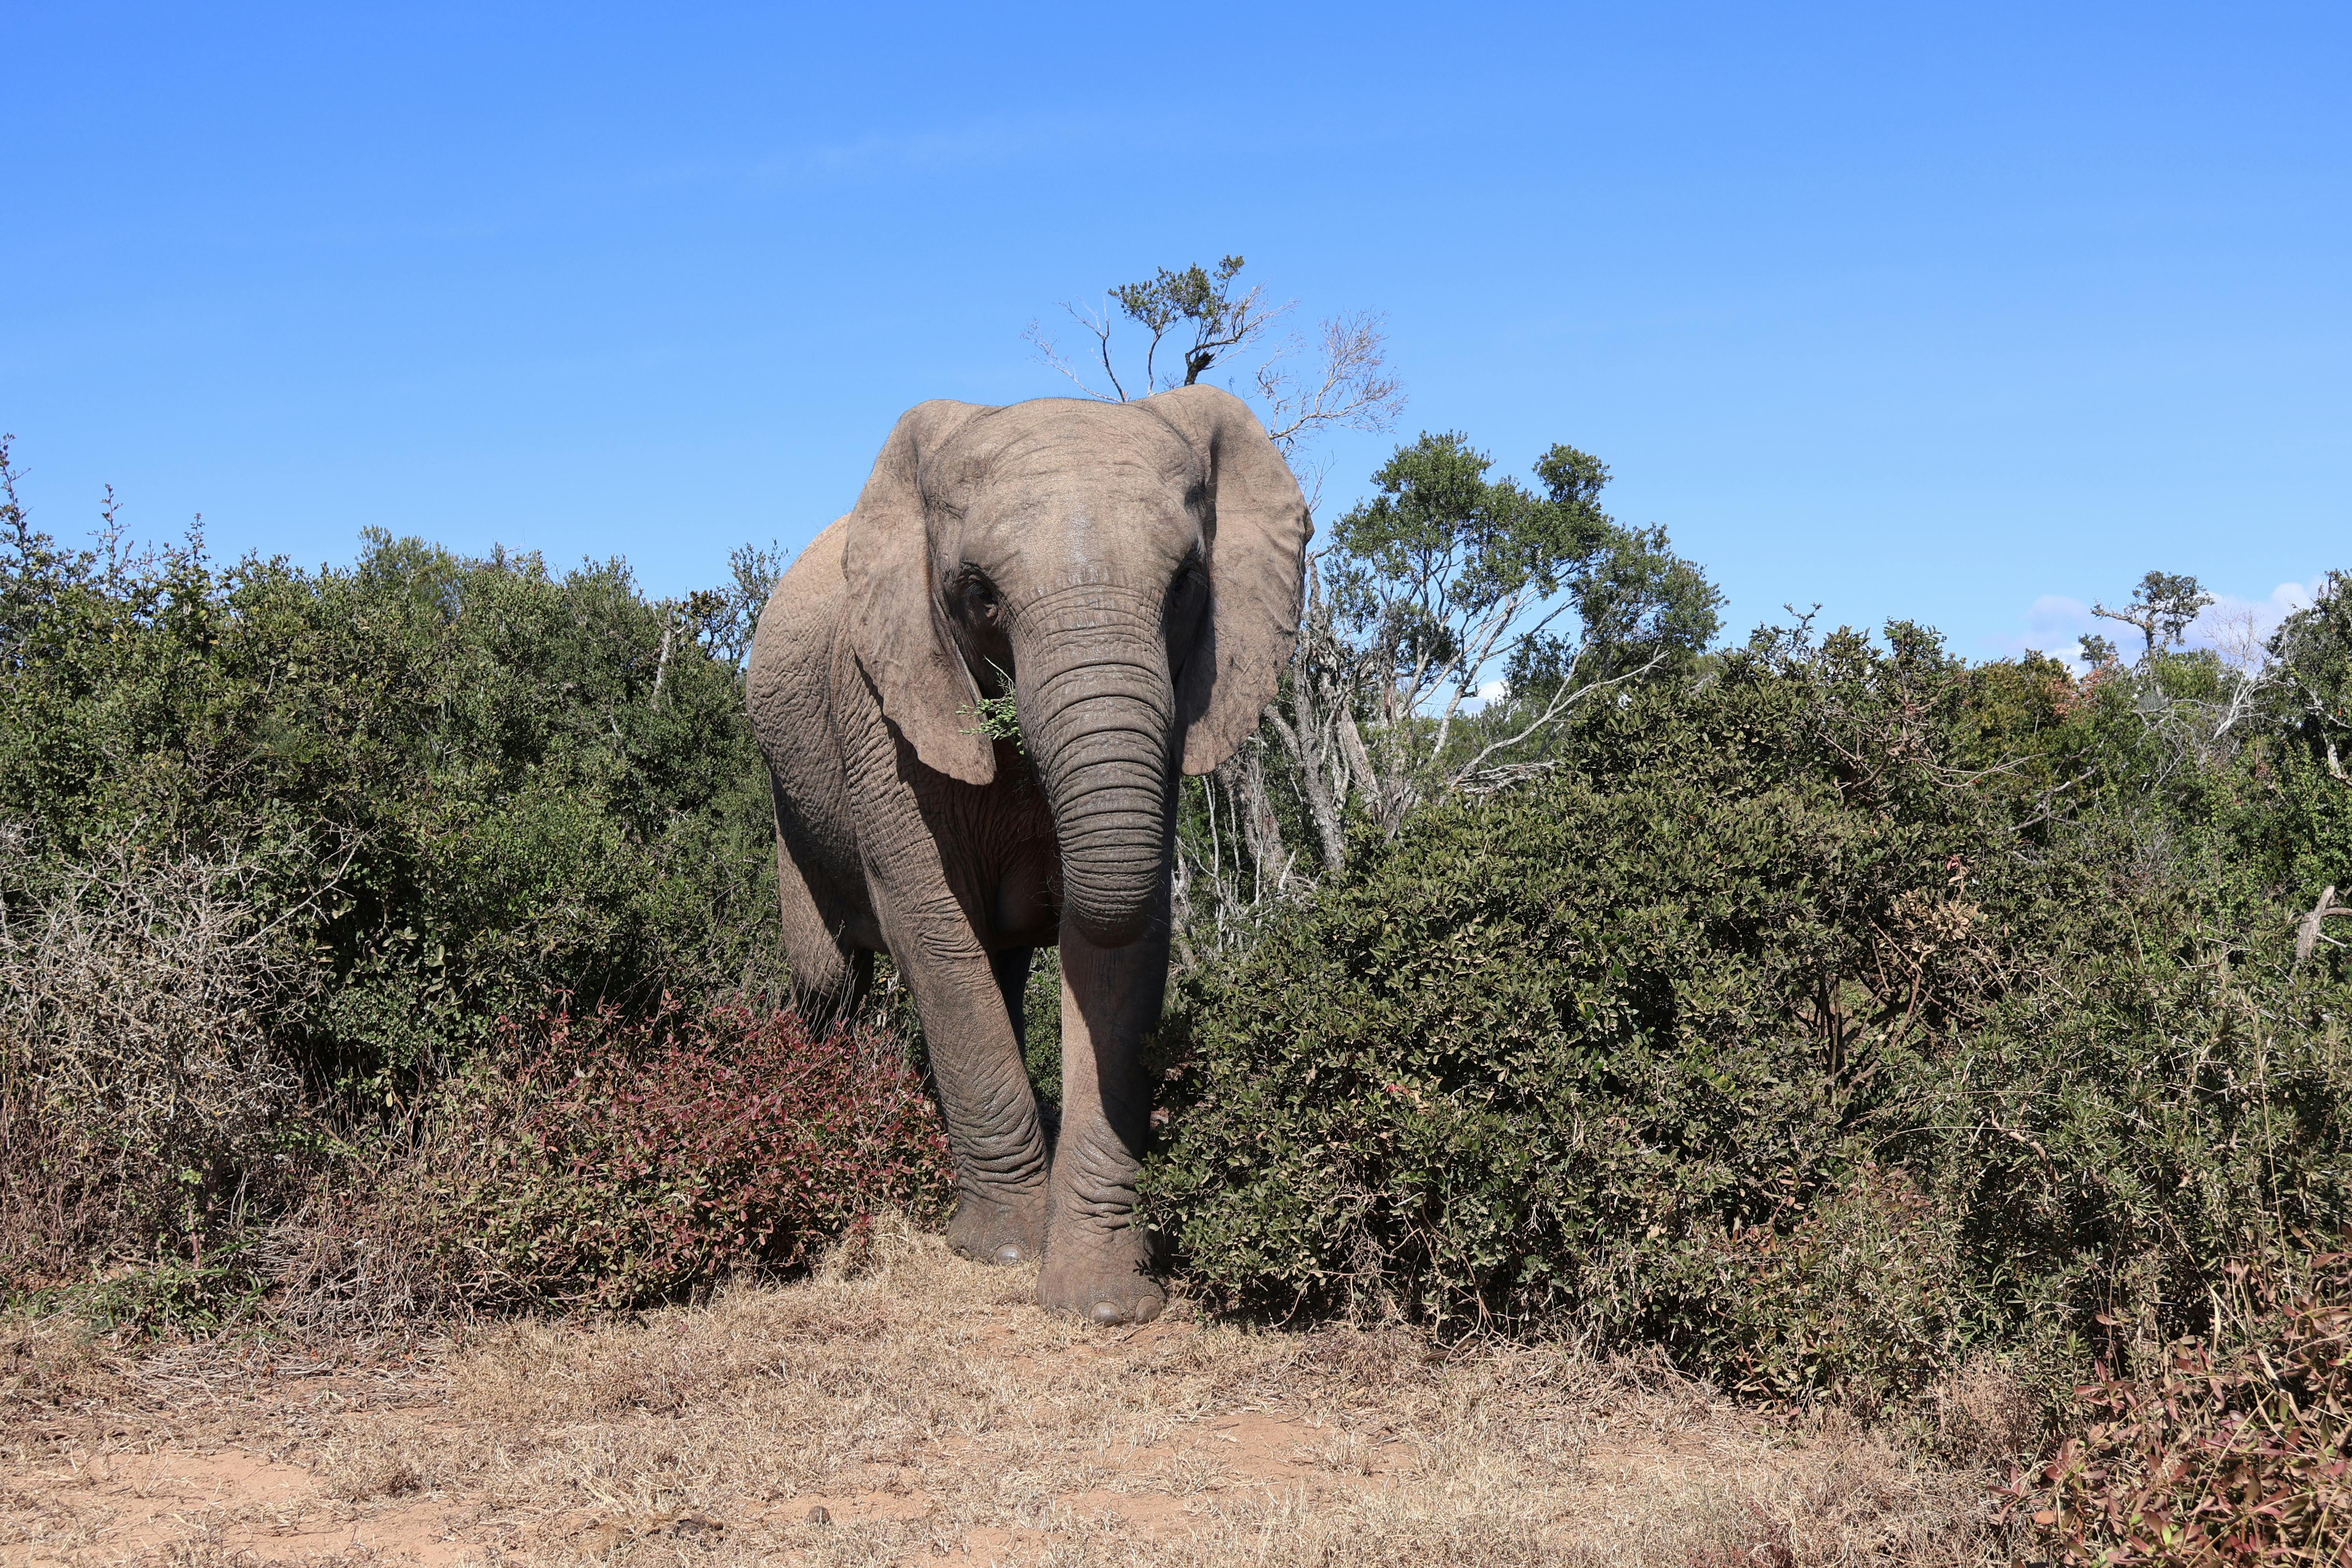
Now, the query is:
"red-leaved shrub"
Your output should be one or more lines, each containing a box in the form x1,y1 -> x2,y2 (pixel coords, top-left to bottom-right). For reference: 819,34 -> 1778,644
386,1003 -> 955,1310
2001,1252 -> 2352,1565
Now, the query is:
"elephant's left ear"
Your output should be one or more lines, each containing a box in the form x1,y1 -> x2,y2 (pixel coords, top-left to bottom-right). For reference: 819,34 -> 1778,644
1145,385 -> 1314,776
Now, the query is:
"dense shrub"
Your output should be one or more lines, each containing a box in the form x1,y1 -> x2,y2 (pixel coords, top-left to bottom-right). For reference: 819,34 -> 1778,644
1144,619 -> 2352,1409
0,490 -> 781,1096
290,1005 -> 957,1314
0,463 -> 800,1301
1145,633 -> 2000,1400
2003,1253 -> 2352,1565
0,452 -> 966,1323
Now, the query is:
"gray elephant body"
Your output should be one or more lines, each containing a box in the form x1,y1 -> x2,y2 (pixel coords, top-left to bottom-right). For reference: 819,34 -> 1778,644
746,387 -> 1308,1325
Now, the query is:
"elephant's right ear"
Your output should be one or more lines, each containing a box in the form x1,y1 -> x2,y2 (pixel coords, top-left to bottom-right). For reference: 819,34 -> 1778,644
842,399 -> 997,786
1147,385 -> 1314,776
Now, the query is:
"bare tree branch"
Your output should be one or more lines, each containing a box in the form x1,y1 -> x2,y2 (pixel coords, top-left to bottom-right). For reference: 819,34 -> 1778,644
1446,655 -> 1664,791
1021,300 -> 1128,402
1025,263 -> 1403,479
1256,311 -> 1405,452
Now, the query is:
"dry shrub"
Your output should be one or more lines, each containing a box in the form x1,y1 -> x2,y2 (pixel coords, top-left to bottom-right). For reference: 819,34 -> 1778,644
2003,1251 -> 2352,1564
256,1136 -> 471,1336
0,836 -> 953,1333
269,1004 -> 956,1321
0,831 -> 316,1287
0,1098 -> 97,1290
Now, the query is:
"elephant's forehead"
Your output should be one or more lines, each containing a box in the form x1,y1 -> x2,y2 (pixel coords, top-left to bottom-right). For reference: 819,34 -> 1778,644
965,494 -> 1200,586
978,435 -> 1204,491
949,401 -> 1197,479
931,407 -> 1205,581
950,449 -> 1200,561
973,456 -> 1195,511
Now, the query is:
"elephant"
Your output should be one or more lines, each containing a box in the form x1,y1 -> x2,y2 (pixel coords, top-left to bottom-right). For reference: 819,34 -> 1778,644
745,386 -> 1310,1325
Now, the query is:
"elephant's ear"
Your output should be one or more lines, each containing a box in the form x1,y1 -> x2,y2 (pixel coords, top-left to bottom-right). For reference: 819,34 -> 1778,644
1147,385 -> 1314,776
842,399 -> 997,785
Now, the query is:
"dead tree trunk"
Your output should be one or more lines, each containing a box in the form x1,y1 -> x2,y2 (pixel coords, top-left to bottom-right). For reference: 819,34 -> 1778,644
1226,740 -> 1294,896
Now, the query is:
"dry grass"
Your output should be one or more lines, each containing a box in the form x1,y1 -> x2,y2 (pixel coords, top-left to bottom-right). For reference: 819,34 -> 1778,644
2,1219 -> 2021,1566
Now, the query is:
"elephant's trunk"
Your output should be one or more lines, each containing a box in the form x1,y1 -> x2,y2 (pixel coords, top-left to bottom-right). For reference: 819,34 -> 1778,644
1018,622 -> 1176,950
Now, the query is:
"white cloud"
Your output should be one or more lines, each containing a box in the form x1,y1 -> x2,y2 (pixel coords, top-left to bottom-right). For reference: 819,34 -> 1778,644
2185,582 -> 2314,671
1454,679 -> 1510,714
1989,594 -> 2096,672
1995,580 -> 2318,674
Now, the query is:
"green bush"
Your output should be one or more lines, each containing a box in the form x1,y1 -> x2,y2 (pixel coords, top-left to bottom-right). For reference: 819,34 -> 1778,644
0,507 -> 780,1097
1144,619 -> 2352,1408
0,449 -> 795,1300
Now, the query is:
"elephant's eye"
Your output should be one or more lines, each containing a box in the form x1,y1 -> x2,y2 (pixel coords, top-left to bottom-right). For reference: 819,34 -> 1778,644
958,574 -> 1002,623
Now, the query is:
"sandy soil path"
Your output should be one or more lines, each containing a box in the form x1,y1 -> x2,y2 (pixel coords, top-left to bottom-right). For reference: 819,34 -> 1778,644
3,1228 -> 2011,1566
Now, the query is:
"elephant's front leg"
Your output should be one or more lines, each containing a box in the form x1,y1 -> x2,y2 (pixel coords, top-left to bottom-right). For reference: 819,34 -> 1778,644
1038,923 -> 1169,1325
888,918 -> 1052,1264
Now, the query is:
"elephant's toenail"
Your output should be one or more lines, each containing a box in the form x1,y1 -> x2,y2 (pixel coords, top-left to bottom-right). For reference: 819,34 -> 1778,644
992,1243 -> 1027,1265
1089,1299 -> 1127,1325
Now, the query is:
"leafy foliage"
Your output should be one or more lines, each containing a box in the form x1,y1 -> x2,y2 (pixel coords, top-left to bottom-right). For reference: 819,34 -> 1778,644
0,456 -> 781,1096
2273,570 -> 2352,805
1329,432 -> 1718,707
1147,611 -> 2352,1412
1173,426 -> 1721,959
961,661 -> 1024,751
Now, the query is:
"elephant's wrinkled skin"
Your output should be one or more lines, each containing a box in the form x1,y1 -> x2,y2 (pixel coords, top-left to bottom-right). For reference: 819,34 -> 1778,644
746,387 -> 1309,1325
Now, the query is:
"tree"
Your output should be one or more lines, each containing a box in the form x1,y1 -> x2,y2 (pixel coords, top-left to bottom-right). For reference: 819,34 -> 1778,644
2270,570 -> 2352,787
686,540 -> 791,671
1105,256 -> 1265,393
1168,430 -> 1720,963
1321,433 -> 1719,824
2093,570 -> 2213,655
1024,255 -> 1403,490
2076,632 -> 2119,669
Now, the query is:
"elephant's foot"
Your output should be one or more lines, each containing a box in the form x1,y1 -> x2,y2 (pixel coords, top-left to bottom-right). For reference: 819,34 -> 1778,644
947,1190 -> 1049,1266
1037,1233 -> 1164,1326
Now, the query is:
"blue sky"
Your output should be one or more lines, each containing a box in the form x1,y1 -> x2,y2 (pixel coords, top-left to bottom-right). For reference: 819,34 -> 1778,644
6,2 -> 2345,663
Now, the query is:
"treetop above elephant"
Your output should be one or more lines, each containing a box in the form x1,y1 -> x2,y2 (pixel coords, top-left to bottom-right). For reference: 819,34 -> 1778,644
746,385 -> 1310,1325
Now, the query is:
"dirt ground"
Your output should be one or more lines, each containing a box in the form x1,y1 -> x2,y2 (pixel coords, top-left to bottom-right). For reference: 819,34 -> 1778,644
2,1222 -> 2024,1567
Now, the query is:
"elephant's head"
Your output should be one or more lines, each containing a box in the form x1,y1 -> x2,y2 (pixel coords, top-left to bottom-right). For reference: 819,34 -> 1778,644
842,387 -> 1310,948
